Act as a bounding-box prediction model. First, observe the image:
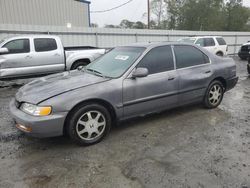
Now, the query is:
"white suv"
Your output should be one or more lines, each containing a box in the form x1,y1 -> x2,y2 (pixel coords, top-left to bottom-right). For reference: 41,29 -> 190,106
179,36 -> 228,56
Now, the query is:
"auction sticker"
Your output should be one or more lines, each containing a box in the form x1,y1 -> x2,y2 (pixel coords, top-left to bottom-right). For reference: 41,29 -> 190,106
115,55 -> 129,61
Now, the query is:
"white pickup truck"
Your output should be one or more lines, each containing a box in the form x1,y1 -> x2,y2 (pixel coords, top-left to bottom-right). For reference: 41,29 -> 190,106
0,35 -> 106,79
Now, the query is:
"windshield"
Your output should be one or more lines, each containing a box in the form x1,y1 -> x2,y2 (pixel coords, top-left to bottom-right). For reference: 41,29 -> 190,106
85,47 -> 145,78
179,38 -> 196,44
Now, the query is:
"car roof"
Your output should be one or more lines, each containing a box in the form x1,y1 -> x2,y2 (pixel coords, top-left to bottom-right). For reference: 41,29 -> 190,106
118,41 -> 197,48
3,35 -> 59,41
184,36 -> 223,39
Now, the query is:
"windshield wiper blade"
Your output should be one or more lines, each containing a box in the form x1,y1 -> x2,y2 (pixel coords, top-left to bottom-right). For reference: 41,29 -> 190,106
86,68 -> 102,75
86,68 -> 111,78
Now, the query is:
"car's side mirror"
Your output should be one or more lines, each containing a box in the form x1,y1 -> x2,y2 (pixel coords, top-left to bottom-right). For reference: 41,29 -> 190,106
132,68 -> 149,78
0,48 -> 9,55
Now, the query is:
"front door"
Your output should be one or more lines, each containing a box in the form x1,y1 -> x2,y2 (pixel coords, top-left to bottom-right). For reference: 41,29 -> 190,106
122,45 -> 179,118
0,38 -> 33,77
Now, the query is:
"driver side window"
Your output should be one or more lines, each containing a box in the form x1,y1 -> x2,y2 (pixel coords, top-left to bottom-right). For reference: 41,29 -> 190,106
3,39 -> 30,54
137,46 -> 174,75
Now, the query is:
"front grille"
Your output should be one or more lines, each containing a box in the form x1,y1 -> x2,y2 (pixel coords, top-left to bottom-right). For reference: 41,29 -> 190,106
241,45 -> 250,52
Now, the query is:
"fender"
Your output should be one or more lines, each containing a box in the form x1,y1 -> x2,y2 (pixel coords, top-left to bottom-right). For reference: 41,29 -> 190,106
65,49 -> 105,70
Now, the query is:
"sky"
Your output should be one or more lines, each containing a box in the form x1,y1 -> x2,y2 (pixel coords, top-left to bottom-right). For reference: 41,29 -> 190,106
90,0 -> 250,27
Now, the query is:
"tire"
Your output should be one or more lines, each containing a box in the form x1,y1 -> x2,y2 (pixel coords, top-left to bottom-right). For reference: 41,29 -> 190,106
204,80 -> 224,109
216,52 -> 223,57
248,64 -> 250,75
71,61 -> 89,70
67,103 -> 112,146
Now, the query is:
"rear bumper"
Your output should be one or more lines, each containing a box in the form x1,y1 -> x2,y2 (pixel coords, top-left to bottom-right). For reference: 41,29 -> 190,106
9,99 -> 67,138
226,76 -> 238,91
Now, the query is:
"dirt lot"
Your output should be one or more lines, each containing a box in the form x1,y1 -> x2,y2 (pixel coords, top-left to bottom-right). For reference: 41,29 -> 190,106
0,57 -> 249,188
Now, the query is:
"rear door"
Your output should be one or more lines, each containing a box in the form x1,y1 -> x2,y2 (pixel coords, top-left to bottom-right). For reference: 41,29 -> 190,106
32,38 -> 65,74
122,45 -> 179,118
173,45 -> 212,105
203,38 -> 217,54
0,38 -> 33,77
216,37 -> 227,55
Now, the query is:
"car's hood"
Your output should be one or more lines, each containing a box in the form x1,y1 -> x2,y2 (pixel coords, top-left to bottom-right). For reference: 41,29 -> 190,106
16,70 -> 110,104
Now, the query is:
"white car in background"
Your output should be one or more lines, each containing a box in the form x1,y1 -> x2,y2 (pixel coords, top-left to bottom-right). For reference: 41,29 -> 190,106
178,36 -> 228,56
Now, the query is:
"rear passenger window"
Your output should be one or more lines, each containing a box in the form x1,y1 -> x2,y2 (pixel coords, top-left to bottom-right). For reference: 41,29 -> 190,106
137,46 -> 174,74
34,38 -> 57,52
195,38 -> 205,47
174,45 -> 209,69
3,39 -> 30,54
216,38 -> 226,45
204,38 -> 215,47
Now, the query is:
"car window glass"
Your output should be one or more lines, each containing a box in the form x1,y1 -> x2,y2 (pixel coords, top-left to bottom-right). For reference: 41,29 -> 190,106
195,38 -> 205,47
216,37 -> 226,45
34,38 -> 57,52
137,46 -> 174,74
204,38 -> 215,47
3,39 -> 30,54
174,45 -> 209,69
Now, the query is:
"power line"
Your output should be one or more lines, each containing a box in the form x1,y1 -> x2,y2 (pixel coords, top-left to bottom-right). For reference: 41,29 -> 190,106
90,0 -> 135,13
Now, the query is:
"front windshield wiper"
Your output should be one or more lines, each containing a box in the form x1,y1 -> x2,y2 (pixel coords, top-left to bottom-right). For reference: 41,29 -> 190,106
85,68 -> 112,78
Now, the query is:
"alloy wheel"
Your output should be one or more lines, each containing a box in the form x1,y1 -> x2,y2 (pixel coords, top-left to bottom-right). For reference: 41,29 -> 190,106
76,111 -> 106,141
209,84 -> 222,106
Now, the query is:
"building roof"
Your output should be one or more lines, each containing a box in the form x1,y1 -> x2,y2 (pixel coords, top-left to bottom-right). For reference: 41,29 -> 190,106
75,0 -> 91,4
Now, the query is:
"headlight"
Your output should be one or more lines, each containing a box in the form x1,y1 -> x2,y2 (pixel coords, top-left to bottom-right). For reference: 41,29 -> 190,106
20,103 -> 52,116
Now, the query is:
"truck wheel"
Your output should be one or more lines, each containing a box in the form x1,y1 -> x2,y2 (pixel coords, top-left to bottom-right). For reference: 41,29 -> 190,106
216,52 -> 223,56
67,103 -> 112,146
203,80 -> 224,109
71,61 -> 89,70
248,64 -> 250,74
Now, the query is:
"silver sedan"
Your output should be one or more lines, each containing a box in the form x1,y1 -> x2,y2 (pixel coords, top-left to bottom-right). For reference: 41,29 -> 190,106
10,42 -> 238,145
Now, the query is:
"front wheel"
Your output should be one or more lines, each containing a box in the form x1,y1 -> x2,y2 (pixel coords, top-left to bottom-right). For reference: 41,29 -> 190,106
67,104 -> 112,146
248,64 -> 250,74
204,81 -> 224,109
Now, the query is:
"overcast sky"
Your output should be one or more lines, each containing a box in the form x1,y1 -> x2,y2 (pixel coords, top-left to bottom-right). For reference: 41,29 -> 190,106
90,0 -> 250,27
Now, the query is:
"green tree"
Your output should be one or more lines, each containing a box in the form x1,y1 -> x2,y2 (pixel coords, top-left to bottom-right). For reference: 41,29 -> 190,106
150,0 -> 167,28
223,0 -> 250,31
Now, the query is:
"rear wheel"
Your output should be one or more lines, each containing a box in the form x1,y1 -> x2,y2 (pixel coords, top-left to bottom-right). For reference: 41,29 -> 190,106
204,81 -> 224,109
248,64 -> 250,74
71,61 -> 89,70
216,52 -> 223,56
67,103 -> 112,146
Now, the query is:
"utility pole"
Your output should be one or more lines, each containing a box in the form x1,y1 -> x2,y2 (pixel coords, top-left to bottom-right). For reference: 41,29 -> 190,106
148,0 -> 150,29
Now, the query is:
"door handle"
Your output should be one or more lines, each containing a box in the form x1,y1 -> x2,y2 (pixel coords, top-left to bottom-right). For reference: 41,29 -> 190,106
205,70 -> 211,74
168,77 -> 175,81
54,53 -> 60,56
25,55 -> 32,59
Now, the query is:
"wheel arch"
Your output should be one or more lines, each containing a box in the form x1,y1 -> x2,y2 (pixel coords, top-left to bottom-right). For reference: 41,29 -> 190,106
70,59 -> 91,70
63,98 -> 117,135
216,51 -> 224,56
210,77 -> 227,90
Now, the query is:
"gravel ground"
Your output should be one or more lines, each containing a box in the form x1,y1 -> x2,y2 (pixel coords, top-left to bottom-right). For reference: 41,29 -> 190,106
0,57 -> 249,188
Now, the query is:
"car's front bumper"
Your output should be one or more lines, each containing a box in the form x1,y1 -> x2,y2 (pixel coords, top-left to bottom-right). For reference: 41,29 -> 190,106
9,99 -> 67,138
238,51 -> 250,59
226,76 -> 238,91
